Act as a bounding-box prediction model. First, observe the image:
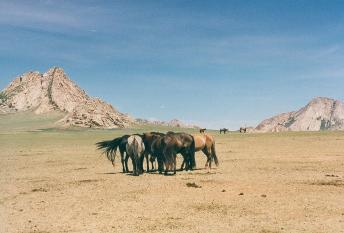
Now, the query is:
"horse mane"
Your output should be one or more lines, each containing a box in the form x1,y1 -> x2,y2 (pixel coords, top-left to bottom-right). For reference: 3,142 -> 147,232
149,131 -> 165,136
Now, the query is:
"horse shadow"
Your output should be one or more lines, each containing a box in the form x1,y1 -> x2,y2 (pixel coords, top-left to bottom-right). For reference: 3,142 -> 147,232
99,167 -> 217,176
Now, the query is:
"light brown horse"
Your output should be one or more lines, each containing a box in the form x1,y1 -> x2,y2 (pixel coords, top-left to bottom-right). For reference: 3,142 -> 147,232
192,133 -> 219,169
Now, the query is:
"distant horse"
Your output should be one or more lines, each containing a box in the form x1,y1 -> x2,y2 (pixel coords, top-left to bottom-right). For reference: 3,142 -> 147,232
191,133 -> 219,170
199,128 -> 206,133
151,132 -> 195,175
220,128 -> 228,134
141,132 -> 165,172
126,135 -> 145,176
96,135 -> 130,173
239,127 -> 247,133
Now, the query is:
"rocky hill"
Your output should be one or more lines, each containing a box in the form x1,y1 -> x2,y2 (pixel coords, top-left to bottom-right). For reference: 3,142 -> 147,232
135,118 -> 199,128
0,67 -> 133,128
256,97 -> 344,132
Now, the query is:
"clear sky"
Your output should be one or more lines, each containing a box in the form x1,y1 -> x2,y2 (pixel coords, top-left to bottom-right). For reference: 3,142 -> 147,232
1,0 -> 344,129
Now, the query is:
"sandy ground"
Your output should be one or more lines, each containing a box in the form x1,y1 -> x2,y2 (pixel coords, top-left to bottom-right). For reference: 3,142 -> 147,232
1,130 -> 344,233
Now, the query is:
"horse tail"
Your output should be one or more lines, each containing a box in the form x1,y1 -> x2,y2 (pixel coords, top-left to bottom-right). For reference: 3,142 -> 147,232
96,137 -> 122,163
190,136 -> 196,169
134,137 -> 139,156
211,141 -> 219,166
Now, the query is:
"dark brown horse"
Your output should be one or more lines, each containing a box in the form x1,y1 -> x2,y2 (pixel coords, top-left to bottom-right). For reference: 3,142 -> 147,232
141,132 -> 165,172
199,128 -> 206,133
220,128 -> 228,134
151,132 -> 195,175
239,127 -> 247,133
192,133 -> 219,170
150,136 -> 167,174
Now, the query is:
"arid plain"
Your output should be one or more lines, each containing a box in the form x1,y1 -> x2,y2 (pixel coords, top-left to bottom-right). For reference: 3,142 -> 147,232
1,113 -> 344,233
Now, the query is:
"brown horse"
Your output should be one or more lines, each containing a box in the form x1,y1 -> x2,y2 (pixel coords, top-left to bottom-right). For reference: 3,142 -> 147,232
150,136 -> 166,173
151,132 -> 196,175
192,133 -> 219,170
220,128 -> 228,134
141,132 -> 165,172
239,127 -> 247,133
199,128 -> 206,133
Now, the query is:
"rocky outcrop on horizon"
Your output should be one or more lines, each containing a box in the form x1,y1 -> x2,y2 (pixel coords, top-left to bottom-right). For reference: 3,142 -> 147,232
0,67 -> 133,128
135,118 -> 199,129
256,97 -> 344,132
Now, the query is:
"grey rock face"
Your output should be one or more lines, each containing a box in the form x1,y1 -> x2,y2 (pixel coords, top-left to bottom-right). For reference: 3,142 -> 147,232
256,97 -> 344,132
0,67 -> 133,128
135,118 -> 199,128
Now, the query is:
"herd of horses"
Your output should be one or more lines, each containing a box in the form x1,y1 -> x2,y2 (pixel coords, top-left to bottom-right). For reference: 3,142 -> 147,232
96,131 -> 219,176
201,128 -> 247,134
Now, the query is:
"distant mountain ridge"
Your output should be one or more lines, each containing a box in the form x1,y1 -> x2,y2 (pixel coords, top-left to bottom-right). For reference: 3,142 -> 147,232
256,97 -> 344,132
136,118 -> 199,129
0,67 -> 196,129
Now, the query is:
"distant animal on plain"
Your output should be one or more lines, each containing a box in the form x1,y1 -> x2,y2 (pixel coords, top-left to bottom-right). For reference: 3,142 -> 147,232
220,128 -> 228,134
199,128 -> 206,133
126,135 -> 145,176
192,133 -> 219,170
239,127 -> 247,133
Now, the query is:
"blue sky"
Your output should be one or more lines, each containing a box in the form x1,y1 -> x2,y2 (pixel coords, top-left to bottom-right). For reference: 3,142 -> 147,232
1,0 -> 344,129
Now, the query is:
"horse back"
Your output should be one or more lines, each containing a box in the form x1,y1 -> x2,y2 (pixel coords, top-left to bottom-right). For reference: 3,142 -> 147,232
127,135 -> 145,156
192,134 -> 206,151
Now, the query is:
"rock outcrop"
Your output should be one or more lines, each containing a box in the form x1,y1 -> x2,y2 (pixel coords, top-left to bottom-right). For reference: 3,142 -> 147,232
135,118 -> 199,129
256,97 -> 344,132
0,67 -> 133,128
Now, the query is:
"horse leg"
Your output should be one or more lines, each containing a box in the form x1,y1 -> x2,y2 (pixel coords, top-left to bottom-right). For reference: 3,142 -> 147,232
173,154 -> 177,175
164,161 -> 169,175
120,151 -> 125,173
157,156 -> 164,174
150,155 -> 155,171
139,154 -> 145,174
186,151 -> 196,171
180,157 -> 185,171
185,154 -> 191,171
131,156 -> 137,175
202,148 -> 212,171
164,152 -> 170,176
125,153 -> 130,173
135,156 -> 141,176
145,152 -> 149,172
